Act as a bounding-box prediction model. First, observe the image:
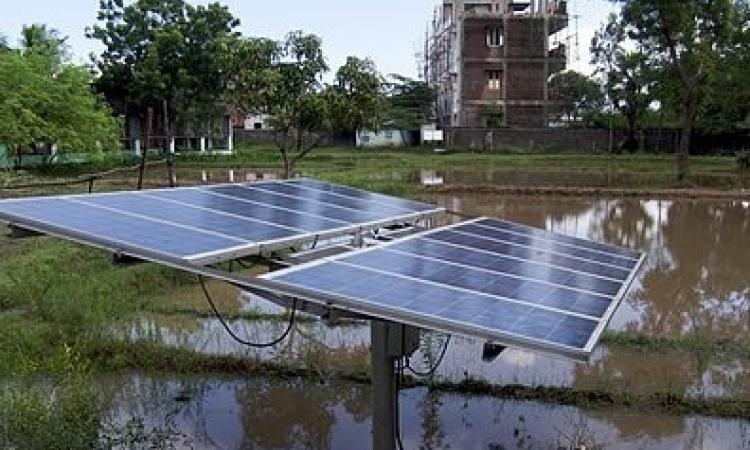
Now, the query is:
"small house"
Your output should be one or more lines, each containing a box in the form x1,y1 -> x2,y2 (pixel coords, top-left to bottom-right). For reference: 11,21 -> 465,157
356,128 -> 409,148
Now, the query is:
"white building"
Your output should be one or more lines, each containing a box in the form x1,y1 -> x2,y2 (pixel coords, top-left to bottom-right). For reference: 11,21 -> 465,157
356,129 -> 407,147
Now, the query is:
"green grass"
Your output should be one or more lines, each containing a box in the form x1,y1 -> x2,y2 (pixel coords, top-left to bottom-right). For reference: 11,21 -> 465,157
7,145 -> 747,194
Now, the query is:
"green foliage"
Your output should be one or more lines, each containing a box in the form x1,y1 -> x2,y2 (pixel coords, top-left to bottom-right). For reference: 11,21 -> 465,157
616,0 -> 747,180
0,344 -> 100,450
591,14 -> 653,149
385,75 -> 436,129
224,36 -> 281,115
88,0 -> 240,135
549,70 -> 605,127
20,23 -> 70,71
0,41 -> 120,157
227,31 -> 331,177
327,56 -> 386,133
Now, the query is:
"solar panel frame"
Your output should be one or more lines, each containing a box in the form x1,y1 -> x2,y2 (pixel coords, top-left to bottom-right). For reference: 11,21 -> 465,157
0,180 -> 444,265
264,217 -> 646,361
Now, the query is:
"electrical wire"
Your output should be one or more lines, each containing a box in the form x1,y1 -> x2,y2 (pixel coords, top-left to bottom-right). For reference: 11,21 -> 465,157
235,258 -> 257,270
198,275 -> 297,348
404,335 -> 452,378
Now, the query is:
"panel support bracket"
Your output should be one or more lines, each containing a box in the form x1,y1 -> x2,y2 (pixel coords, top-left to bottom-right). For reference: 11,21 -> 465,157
7,224 -> 44,239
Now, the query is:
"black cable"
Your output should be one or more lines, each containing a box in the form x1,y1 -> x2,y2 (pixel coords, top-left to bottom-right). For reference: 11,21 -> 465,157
198,275 -> 297,348
235,258 -> 257,270
395,358 -> 405,450
404,335 -> 452,378
311,234 -> 319,249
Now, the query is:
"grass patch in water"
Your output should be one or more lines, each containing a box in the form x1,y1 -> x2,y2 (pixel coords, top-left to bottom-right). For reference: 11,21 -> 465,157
84,339 -> 750,420
602,330 -> 750,359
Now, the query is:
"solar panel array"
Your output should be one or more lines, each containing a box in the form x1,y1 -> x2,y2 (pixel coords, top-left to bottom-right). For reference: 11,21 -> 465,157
266,217 -> 644,360
0,179 -> 442,265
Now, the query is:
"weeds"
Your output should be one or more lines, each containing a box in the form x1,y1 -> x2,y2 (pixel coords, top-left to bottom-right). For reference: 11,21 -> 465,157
0,345 -> 101,450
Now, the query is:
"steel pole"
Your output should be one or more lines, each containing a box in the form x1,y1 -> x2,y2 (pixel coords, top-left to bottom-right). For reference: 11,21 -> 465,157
371,320 -> 396,450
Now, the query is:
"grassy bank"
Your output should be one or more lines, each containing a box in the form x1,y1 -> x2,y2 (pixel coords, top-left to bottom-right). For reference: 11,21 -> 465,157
3,146 -> 748,197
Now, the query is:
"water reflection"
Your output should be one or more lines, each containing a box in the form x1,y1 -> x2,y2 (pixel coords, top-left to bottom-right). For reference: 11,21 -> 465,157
428,194 -> 750,339
100,374 -> 750,450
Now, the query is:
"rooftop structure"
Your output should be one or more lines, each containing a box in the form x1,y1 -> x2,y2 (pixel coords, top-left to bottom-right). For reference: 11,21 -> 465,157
427,0 -> 568,128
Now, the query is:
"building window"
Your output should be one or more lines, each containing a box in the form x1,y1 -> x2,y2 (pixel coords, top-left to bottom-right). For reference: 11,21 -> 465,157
487,71 -> 502,90
361,135 -> 370,143
486,26 -> 503,47
253,122 -> 262,130
384,130 -> 394,139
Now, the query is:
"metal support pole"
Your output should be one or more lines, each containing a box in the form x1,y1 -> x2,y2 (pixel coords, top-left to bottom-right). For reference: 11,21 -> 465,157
371,321 -> 420,450
371,321 -> 396,450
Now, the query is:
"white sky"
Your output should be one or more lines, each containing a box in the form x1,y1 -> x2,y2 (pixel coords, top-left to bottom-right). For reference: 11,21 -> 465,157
0,0 -> 620,77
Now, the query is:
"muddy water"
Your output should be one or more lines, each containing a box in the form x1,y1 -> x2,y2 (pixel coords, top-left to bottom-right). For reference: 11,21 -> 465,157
99,373 -> 750,450
131,195 -> 750,400
131,312 -> 750,400
426,194 -> 750,340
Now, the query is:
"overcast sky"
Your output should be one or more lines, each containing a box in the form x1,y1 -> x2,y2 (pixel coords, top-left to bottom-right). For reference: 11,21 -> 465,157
0,0 -> 619,77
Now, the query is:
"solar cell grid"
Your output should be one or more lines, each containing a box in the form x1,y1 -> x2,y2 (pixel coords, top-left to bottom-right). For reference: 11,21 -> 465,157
0,179 -> 443,265
266,217 -> 645,361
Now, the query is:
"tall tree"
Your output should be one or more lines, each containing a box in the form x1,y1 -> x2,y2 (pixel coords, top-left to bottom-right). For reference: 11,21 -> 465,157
548,70 -> 605,127
88,0 -> 239,185
224,36 -> 280,117
618,0 -> 743,182
591,13 -> 653,150
327,56 -> 386,135
384,75 -> 436,130
20,24 -> 69,69
259,31 -> 330,179
0,29 -> 119,162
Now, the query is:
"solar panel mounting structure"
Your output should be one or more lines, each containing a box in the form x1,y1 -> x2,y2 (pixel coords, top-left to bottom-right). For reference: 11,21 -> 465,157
0,179 -> 644,450
0,178 -> 443,265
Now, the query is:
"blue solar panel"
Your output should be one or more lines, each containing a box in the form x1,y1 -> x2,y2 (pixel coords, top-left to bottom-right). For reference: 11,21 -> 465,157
0,180 -> 442,265
0,198 -> 245,259
266,217 -> 644,361
287,179 -> 435,213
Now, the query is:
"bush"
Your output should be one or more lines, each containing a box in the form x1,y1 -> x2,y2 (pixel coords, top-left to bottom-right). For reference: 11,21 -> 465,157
0,346 -> 101,450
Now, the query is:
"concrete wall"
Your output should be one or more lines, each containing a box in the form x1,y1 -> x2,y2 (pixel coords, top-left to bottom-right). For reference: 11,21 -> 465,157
447,127 -> 681,153
234,130 -> 356,148
356,129 -> 407,147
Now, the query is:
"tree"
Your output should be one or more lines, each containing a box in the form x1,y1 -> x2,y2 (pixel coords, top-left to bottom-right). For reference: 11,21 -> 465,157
88,0 -> 239,185
384,75 -> 436,130
224,36 -> 280,117
326,56 -> 386,135
0,29 -> 120,162
548,70 -> 605,127
20,24 -> 69,70
617,0 -> 744,182
591,13 -> 653,150
234,31 -> 330,179
269,31 -> 329,178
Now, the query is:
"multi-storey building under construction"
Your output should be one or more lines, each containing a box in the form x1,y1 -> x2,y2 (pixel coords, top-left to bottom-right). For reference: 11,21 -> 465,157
427,0 -> 568,128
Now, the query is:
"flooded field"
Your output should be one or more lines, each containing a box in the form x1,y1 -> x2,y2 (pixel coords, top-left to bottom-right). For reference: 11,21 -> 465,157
109,192 -> 750,448
100,374 -> 750,450
427,194 -> 750,340
4,171 -> 749,447
129,194 -> 750,398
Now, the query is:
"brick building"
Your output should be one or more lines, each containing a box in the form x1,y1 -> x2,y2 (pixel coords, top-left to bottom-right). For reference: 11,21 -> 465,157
427,0 -> 568,128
